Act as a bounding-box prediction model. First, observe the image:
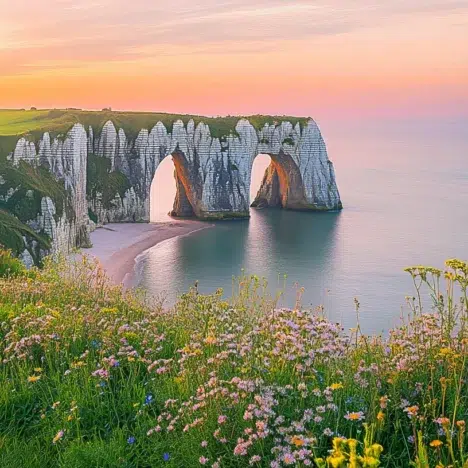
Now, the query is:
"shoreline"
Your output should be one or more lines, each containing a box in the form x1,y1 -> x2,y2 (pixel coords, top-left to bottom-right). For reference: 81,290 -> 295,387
80,220 -> 213,286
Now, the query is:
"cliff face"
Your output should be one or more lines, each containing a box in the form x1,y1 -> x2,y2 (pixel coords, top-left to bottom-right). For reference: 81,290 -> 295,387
6,116 -> 342,262
5,125 -> 90,267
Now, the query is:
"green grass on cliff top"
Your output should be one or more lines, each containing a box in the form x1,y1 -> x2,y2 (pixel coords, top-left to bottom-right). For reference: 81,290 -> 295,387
0,108 -> 310,143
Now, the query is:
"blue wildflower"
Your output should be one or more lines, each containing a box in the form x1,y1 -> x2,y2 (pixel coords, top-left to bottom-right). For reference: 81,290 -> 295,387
127,436 -> 136,445
163,453 -> 170,461
144,394 -> 153,405
90,340 -> 101,349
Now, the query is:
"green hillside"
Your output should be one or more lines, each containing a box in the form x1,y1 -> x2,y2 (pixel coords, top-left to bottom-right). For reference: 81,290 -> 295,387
0,108 -> 310,152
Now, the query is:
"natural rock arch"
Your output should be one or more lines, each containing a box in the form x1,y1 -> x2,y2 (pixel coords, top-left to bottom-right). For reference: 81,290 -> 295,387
137,118 -> 342,221
250,151 -> 307,210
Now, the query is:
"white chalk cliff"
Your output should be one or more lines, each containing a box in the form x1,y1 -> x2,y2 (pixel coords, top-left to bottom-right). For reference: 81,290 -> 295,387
9,117 -> 342,260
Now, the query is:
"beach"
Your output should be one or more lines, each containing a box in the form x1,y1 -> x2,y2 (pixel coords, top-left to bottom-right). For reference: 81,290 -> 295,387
81,220 -> 212,287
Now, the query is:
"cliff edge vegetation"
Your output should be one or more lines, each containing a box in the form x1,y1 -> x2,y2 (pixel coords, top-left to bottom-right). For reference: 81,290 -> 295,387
0,253 -> 466,467
0,109 -> 310,146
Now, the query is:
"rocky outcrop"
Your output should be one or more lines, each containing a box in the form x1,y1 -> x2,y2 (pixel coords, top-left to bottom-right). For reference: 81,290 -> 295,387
9,124 -> 91,260
7,116 -> 342,259
251,164 -> 281,209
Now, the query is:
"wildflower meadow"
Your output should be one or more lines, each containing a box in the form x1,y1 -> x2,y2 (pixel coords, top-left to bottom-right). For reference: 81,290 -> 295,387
0,250 -> 466,467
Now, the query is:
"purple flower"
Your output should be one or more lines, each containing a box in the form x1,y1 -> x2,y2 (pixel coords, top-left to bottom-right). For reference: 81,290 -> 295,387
91,368 -> 109,379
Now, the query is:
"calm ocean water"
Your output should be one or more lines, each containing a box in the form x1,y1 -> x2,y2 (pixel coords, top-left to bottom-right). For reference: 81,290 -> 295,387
138,118 -> 468,333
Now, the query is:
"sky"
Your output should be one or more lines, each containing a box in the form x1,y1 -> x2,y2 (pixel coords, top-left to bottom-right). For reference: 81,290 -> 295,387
0,0 -> 467,119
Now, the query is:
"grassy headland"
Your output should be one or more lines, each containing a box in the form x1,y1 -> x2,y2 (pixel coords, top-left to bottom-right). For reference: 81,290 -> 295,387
0,251 -> 466,467
0,108 -> 310,146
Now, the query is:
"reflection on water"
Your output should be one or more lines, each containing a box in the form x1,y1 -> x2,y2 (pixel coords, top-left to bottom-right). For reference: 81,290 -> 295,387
139,209 -> 340,316
138,119 -> 468,334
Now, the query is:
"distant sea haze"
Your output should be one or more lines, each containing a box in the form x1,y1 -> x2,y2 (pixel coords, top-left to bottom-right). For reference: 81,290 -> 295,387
141,117 -> 468,334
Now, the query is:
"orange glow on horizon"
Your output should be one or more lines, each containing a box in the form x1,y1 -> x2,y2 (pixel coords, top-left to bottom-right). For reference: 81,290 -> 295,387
1,1 -> 467,118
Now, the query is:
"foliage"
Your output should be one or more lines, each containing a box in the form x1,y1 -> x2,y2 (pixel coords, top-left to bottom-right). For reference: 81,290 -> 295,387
0,210 -> 50,259
0,156 -> 68,265
0,257 -> 467,467
0,249 -> 28,278
315,425 -> 384,467
0,160 -> 71,222
86,153 -> 131,209
0,109 -> 310,143
87,209 -> 98,224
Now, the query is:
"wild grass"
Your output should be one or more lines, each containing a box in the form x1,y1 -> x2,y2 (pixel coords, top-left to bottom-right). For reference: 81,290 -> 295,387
0,253 -> 466,467
0,211 -> 50,260
0,109 -> 310,143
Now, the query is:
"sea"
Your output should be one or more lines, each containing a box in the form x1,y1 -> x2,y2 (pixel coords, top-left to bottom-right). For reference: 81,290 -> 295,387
135,117 -> 468,334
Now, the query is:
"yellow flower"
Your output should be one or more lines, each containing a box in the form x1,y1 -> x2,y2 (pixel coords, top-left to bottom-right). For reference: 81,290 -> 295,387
438,417 -> 450,426
439,377 -> 450,387
346,412 -> 364,421
430,439 -> 443,448
52,430 -> 64,444
127,356 -> 135,362
204,336 -> 217,345
291,435 -> 305,447
377,411 -> 385,421
368,444 -> 384,458
34,367 -> 43,373
67,415 -> 74,422
28,375 -> 41,383
362,456 -> 381,467
405,405 -> 419,417
328,455 -> 346,468
124,332 -> 138,341
330,383 -> 343,390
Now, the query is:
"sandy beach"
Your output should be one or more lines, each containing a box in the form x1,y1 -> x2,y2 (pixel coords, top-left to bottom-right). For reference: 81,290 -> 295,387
81,220 -> 212,286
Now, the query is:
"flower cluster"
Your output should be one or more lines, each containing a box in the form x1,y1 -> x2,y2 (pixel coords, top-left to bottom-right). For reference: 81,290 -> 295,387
0,256 -> 467,466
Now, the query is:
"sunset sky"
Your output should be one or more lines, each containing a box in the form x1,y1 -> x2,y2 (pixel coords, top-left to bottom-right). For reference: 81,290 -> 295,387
1,0 -> 467,118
